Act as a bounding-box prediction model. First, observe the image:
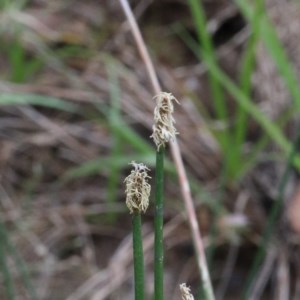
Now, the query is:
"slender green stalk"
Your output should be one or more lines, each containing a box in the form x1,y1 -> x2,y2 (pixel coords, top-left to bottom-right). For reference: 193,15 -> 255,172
154,147 -> 165,300
125,162 -> 150,300
132,213 -> 145,300
0,223 -> 15,300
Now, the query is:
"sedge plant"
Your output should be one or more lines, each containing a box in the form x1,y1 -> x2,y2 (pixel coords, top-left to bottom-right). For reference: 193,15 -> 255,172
124,161 -> 151,300
118,2 -> 215,300
151,92 -> 179,300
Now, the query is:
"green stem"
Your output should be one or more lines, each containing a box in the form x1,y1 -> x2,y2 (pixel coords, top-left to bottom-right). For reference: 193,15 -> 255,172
132,213 -> 145,300
154,147 -> 165,300
0,223 -> 15,300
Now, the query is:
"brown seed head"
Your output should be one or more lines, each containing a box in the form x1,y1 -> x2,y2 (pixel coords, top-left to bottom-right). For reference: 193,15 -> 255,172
124,161 -> 151,214
151,92 -> 179,150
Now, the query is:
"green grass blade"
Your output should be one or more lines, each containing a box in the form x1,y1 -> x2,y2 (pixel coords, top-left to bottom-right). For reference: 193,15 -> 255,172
0,93 -> 78,112
9,39 -> 26,83
201,54 -> 292,156
204,53 -> 300,167
187,0 -> 230,164
176,26 -> 300,170
107,66 -> 123,206
233,0 -> 263,177
94,100 -> 153,155
109,120 -> 153,154
62,109 -> 155,181
234,0 -> 300,110
63,153 -> 155,181
187,0 -> 227,121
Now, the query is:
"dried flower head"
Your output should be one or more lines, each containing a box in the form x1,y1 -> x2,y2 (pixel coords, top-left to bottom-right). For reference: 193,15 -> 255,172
124,161 -> 151,214
180,283 -> 194,300
151,92 -> 179,150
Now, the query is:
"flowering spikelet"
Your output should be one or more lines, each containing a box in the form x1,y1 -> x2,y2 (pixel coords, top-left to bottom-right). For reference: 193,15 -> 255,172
124,161 -> 151,214
151,92 -> 179,150
180,283 -> 194,300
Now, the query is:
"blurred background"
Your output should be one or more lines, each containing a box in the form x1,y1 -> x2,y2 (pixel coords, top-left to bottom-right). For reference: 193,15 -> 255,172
0,0 -> 300,299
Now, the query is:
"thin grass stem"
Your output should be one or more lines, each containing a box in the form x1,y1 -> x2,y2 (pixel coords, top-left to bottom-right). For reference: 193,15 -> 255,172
154,147 -> 165,300
132,213 -> 145,300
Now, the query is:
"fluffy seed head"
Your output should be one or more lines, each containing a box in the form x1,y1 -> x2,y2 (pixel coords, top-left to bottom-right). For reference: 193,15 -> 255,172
151,92 -> 179,150
124,161 -> 151,214
180,283 -> 194,300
